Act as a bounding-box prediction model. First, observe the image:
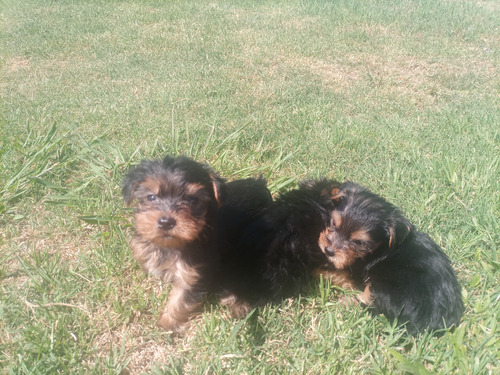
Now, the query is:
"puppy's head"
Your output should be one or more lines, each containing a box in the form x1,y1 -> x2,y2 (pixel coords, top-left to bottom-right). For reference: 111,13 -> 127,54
122,155 -> 226,248
318,181 -> 411,269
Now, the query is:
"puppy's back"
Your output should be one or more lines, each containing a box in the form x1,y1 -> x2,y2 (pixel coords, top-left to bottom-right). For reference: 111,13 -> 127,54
367,231 -> 464,334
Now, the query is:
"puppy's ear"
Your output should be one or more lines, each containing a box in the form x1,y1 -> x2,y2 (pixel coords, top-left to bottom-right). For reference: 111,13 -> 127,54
299,179 -> 342,200
122,171 -> 141,205
386,212 -> 412,248
208,171 -> 227,206
122,160 -> 161,205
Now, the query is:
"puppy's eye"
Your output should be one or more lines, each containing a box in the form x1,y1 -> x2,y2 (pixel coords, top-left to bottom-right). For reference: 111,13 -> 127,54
147,194 -> 157,202
352,240 -> 363,246
186,196 -> 199,205
331,195 -> 345,206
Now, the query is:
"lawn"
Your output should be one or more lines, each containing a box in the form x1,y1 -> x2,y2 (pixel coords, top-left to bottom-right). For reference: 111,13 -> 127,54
1,0 -> 499,373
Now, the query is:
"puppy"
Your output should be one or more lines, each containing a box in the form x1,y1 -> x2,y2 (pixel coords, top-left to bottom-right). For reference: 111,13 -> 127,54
218,179 -> 340,318
122,155 -> 225,334
317,181 -> 464,334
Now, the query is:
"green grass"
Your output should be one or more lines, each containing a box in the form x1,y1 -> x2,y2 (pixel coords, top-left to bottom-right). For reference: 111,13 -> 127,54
1,0 -> 499,373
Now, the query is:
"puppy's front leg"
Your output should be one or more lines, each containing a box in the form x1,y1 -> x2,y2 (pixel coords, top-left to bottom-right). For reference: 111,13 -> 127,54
157,285 -> 204,335
313,267 -> 360,290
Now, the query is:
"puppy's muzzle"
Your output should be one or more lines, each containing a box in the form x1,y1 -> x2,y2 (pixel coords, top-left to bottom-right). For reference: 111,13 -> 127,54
323,246 -> 336,257
158,216 -> 176,230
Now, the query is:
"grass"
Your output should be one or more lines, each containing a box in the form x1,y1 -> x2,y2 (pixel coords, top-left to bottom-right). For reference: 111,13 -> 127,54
1,0 -> 499,373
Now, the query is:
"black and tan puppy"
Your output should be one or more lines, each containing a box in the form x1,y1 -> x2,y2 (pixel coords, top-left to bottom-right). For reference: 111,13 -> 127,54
122,155 -> 226,334
317,181 -> 464,334
218,179 -> 340,318
122,155 -> 273,334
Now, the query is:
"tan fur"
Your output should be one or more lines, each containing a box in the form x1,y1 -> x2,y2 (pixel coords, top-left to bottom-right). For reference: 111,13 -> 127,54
313,267 -> 361,290
219,294 -> 253,319
132,237 -> 203,332
339,284 -> 373,307
330,188 -> 345,205
351,229 -> 371,243
388,224 -> 411,247
388,226 -> 396,248
157,260 -> 202,333
134,210 -> 205,247
331,211 -> 342,228
157,285 -> 202,333
318,230 -> 330,250
141,177 -> 161,195
318,229 -> 359,269
185,182 -> 205,195
211,179 -> 222,206
357,284 -> 372,305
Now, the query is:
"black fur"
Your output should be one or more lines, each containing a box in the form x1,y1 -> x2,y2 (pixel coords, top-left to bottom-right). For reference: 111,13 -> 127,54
219,179 -> 340,308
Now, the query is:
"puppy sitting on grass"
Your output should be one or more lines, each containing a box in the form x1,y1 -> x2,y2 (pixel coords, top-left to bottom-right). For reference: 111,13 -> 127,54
122,155 -> 226,334
122,155 -> 271,334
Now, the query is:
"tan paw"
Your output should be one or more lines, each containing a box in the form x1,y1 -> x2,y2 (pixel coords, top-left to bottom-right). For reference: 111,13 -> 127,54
157,314 -> 185,335
339,294 -> 360,307
228,300 -> 253,319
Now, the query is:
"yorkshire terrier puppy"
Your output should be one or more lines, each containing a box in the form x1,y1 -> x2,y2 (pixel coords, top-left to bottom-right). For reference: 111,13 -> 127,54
218,179 -> 340,318
317,181 -> 464,334
122,155 -> 226,334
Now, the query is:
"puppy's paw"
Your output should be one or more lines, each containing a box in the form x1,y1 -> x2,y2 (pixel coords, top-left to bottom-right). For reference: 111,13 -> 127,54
340,285 -> 372,308
157,314 -> 185,336
228,299 -> 253,319
219,293 -> 237,306
339,294 -> 360,308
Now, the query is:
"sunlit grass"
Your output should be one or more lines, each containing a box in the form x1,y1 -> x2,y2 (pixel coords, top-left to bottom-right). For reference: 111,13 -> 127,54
1,0 -> 499,373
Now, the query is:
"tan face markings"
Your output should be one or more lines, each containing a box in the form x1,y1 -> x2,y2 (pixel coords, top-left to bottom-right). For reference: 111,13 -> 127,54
185,182 -> 205,196
318,230 -> 331,249
142,177 -> 162,195
140,178 -> 204,200
134,209 -> 205,248
332,211 -> 342,228
319,218 -> 370,270
330,249 -> 359,269
330,188 -> 345,205
350,229 -> 371,243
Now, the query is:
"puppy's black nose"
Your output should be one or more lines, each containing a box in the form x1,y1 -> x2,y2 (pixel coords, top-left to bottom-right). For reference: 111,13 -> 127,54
324,246 -> 335,257
158,217 -> 176,230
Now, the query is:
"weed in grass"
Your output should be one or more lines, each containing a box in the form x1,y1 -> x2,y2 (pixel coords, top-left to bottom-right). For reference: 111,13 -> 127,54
1,123 -> 76,212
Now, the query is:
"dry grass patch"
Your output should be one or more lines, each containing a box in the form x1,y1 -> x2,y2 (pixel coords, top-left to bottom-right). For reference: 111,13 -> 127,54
225,42 -> 498,110
5,57 -> 30,72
